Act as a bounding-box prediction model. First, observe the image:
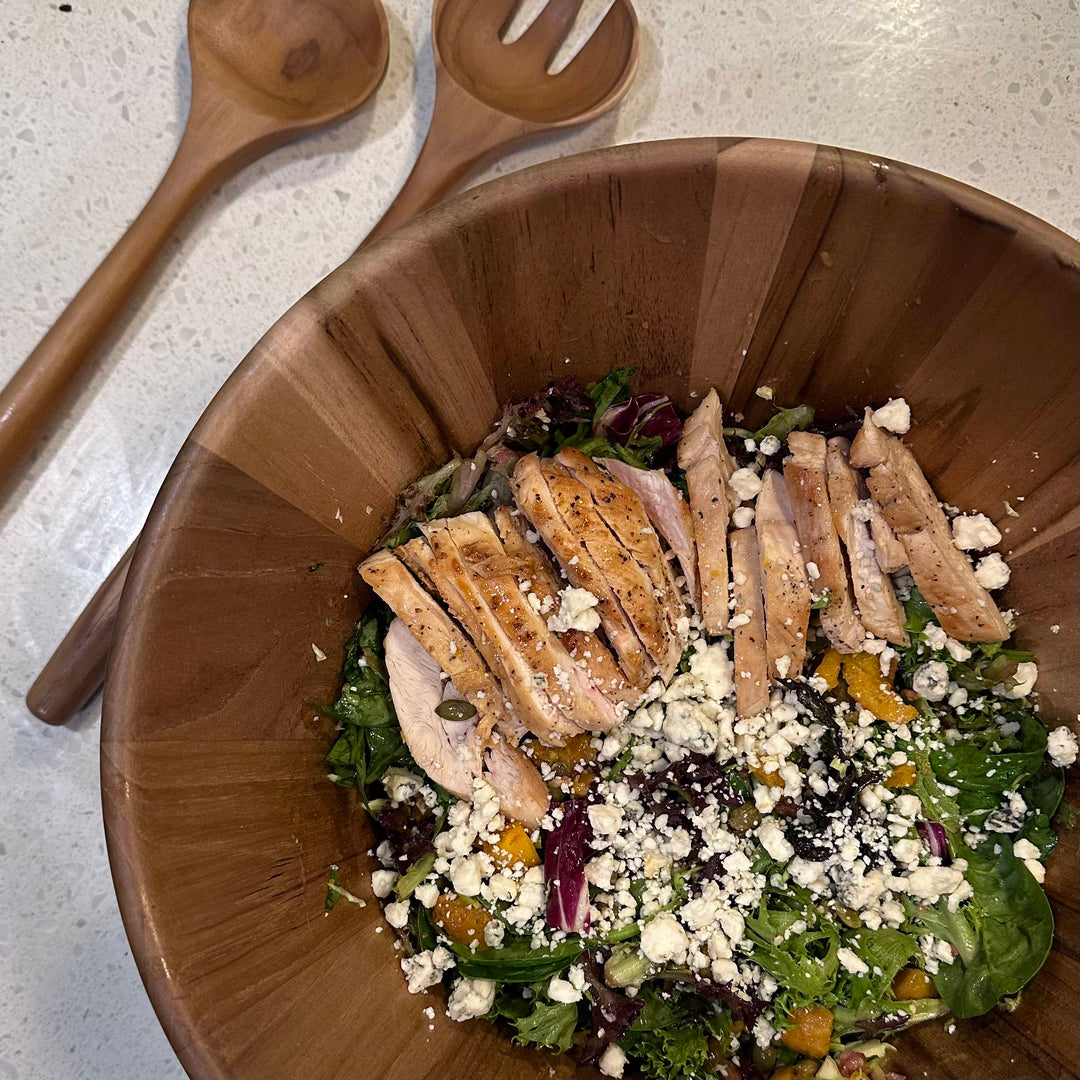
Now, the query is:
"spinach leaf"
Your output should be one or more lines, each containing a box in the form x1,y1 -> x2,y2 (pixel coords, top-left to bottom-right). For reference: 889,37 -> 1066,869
903,588 -> 935,635
512,1000 -> 579,1053
915,840 -> 1054,1018
1018,763 -> 1066,858
752,404 -> 814,443
929,711 -> 1047,823
451,936 -> 584,982
623,1024 -> 711,1080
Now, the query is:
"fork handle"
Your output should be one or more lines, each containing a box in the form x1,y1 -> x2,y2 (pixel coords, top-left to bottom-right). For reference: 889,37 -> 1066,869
364,77 -> 531,245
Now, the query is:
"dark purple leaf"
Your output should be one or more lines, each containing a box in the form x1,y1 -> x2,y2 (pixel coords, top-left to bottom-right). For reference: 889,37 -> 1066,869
545,798 -> 593,934
377,805 -> 436,863
637,399 -> 683,446
595,393 -> 683,448
579,953 -> 644,1065
917,820 -> 949,862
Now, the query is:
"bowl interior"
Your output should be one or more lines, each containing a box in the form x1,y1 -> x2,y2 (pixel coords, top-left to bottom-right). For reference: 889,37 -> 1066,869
103,138 -> 1080,1080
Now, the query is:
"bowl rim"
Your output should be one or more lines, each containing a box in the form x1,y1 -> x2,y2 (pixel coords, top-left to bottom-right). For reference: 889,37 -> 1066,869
100,135 -> 1080,1079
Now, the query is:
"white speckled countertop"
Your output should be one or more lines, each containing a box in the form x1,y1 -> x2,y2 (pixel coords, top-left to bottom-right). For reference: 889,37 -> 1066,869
0,0 -> 1076,1076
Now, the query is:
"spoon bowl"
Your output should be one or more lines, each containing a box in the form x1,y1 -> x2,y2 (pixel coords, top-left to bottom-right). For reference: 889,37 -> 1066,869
189,0 -> 390,125
0,0 -> 390,498
434,0 -> 639,124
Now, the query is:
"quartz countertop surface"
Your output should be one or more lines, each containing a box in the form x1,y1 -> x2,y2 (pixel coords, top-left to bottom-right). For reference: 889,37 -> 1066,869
0,0 -> 1076,1077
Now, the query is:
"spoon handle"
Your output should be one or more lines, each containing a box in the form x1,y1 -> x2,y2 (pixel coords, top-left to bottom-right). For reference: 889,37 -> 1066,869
365,78 -> 529,245
0,102 -> 244,498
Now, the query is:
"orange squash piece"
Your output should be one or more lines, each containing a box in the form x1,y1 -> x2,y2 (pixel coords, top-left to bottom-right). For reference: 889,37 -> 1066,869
842,652 -> 919,725
483,823 -> 541,870
780,1006 -> 834,1058
885,762 -> 917,788
892,967 -> 938,1000
815,648 -> 843,690
433,893 -> 493,950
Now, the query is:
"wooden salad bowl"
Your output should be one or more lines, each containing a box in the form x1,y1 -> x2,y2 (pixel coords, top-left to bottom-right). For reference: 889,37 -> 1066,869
102,138 -> 1079,1080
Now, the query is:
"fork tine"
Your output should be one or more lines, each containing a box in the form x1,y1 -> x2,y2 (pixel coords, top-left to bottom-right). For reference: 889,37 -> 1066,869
548,0 -> 637,91
510,0 -> 585,66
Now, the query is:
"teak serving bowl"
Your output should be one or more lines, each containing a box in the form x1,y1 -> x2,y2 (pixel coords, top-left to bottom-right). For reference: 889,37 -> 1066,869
101,138 -> 1080,1080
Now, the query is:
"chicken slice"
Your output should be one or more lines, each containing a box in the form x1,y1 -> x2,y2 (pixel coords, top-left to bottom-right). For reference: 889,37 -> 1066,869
359,550 -> 506,741
825,438 -> 909,646
598,457 -> 699,606
756,470 -> 812,678
784,432 -> 866,653
870,508 -> 908,573
850,411 -> 1009,642
494,506 -> 637,706
540,459 -> 677,681
555,447 -> 687,679
729,527 -> 769,717
434,512 -> 624,733
382,618 -> 482,799
510,453 -> 652,687
396,535 -> 578,744
678,389 -> 736,633
482,736 -> 550,829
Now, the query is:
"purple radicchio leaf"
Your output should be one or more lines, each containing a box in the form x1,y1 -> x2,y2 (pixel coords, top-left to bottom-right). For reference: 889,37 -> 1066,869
578,953 -> 644,1065
545,797 -> 593,934
917,820 -> 949,862
595,393 -> 682,447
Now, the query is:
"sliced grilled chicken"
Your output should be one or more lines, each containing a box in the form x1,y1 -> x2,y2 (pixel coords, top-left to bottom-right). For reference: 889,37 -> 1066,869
482,737 -> 550,829
850,411 -> 1009,642
729,527 -> 769,717
678,389 -> 736,633
540,459 -> 677,681
396,534 -> 578,744
494,506 -> 637,706
510,453 -> 653,687
555,447 -> 686,679
383,618 -> 482,799
434,513 -> 624,733
784,432 -> 866,653
825,438 -> 909,646
756,470 -> 812,678
598,457 -> 699,606
359,550 -> 506,741
870,508 -> 908,573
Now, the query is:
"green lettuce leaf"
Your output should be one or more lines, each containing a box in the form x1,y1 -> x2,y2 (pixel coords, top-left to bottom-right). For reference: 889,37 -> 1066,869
512,1000 -> 579,1053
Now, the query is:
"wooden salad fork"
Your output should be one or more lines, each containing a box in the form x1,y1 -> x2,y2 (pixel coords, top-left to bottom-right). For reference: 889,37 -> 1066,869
27,0 -> 641,726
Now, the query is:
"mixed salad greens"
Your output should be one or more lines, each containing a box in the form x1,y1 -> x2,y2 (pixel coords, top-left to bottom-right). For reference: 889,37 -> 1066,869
323,370 -> 1075,1080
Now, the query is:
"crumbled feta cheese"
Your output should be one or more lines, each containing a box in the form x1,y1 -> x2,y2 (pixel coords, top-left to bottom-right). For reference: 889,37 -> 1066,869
547,587 -> 601,633
1024,859 -> 1046,884
547,975 -> 583,1003
871,398 -> 912,434
447,977 -> 496,1021
732,506 -> 755,528
759,435 -> 782,456
755,385 -> 774,400
599,1044 -> 628,1078
912,661 -> 949,701
1047,725 -> 1078,767
588,803 -> 624,836
401,946 -> 455,993
384,899 -> 411,929
448,855 -> 483,897
838,947 -> 870,975
640,912 -> 689,964
1013,839 -> 1041,861
901,865 -> 966,905
729,467 -> 763,503
973,552 -> 1011,590
952,513 -> 1002,551
414,881 -> 440,909
1006,662 -> 1038,699
756,819 -> 795,862
371,869 -> 398,898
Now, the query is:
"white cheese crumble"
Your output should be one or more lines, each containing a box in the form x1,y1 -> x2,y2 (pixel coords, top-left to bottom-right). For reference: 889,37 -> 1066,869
640,912 -> 689,964
729,467 -> 763,503
912,661 -> 949,701
759,434 -> 782,456
1047,725 -> 1078,766
447,978 -> 496,1021
732,506 -> 756,528
871,397 -> 912,434
599,1044 -> 628,1078
547,586 -> 601,633
952,513 -> 1002,551
973,552 -> 1011,590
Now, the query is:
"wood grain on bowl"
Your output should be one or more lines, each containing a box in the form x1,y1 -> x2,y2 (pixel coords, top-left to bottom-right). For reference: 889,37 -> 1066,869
102,138 -> 1079,1080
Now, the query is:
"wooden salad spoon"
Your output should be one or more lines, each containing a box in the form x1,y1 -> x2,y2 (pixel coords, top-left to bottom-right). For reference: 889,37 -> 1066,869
0,0 -> 390,498
27,0 -> 641,726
